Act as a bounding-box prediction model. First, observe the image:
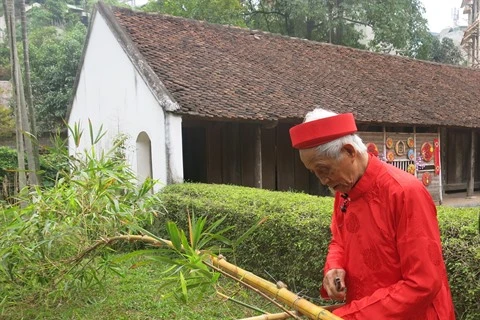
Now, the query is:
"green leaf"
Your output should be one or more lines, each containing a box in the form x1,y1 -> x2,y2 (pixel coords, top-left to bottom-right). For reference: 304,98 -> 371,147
179,271 -> 188,303
166,221 -> 183,252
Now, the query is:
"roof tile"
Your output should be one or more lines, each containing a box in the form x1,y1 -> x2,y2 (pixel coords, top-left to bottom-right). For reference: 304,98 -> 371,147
110,6 -> 480,128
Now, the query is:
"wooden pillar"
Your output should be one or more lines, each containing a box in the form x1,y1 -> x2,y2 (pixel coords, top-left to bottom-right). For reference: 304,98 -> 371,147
254,126 -> 262,188
437,128 -> 443,204
467,129 -> 476,197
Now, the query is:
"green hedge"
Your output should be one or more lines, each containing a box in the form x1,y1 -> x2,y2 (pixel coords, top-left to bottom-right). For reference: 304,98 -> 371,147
157,183 -> 479,319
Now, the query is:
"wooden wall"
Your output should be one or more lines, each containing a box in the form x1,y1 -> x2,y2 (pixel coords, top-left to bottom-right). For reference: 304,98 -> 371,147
182,120 -> 477,202
358,131 -> 442,202
444,129 -> 480,191
182,120 -> 328,196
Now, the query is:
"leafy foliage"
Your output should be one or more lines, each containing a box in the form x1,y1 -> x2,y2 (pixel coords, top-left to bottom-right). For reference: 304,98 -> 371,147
243,0 -> 431,57
159,183 -> 480,319
0,44 -> 11,80
0,146 -> 17,190
0,106 -> 14,138
144,0 -> 459,63
28,22 -> 86,132
0,127 -> 163,305
132,215 -> 231,303
429,37 -> 465,65
0,134 -> 70,197
143,0 -> 246,26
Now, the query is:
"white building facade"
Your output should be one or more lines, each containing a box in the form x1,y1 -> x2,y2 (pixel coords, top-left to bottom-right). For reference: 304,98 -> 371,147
68,9 -> 184,190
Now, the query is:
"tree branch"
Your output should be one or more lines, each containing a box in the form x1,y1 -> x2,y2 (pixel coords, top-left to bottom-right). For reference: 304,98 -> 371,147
337,16 -> 371,27
244,10 -> 287,18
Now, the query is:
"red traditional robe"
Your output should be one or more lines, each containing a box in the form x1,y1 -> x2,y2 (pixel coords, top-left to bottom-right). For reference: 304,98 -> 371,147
322,155 -> 455,319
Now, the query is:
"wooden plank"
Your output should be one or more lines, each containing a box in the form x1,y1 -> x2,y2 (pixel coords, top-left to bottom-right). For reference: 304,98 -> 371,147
222,123 -> 241,185
294,148 -> 309,192
240,124 -> 255,187
467,130 -> 476,197
476,131 -> 480,181
446,130 -> 457,185
445,129 -> 470,186
276,123 -> 295,191
309,173 -> 330,196
206,122 -> 223,184
358,131 -> 385,156
261,127 -> 276,190
254,126 -> 263,188
182,126 -> 206,182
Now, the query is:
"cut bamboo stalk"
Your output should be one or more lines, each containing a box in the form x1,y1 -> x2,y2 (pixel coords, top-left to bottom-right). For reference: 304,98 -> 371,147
217,291 -> 269,315
77,235 -> 344,320
237,311 -> 299,320
211,256 -> 343,320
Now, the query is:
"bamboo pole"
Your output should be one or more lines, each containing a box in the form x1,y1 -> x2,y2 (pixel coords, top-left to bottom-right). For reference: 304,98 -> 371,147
238,311 -> 300,320
76,235 -> 343,320
211,256 -> 343,320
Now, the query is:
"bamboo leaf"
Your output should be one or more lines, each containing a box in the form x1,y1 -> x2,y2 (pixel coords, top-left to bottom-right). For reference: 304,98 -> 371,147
166,221 -> 183,251
188,212 -> 193,247
179,271 -> 188,303
179,229 -> 193,255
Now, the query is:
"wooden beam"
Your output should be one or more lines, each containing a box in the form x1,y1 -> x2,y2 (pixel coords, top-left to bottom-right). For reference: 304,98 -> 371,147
254,126 -> 263,188
467,130 -> 476,197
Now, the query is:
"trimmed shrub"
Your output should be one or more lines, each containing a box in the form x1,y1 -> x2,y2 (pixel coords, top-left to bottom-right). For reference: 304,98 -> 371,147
158,183 -> 479,319
437,207 -> 480,320
157,183 -> 333,296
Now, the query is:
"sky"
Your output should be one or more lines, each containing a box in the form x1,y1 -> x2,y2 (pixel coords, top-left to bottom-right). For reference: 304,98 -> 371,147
421,0 -> 468,33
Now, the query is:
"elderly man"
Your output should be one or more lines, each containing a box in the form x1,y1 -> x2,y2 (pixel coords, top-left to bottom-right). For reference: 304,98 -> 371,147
289,108 -> 455,319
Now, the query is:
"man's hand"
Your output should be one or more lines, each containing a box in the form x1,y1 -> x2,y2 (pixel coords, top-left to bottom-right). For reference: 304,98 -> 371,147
323,268 -> 347,301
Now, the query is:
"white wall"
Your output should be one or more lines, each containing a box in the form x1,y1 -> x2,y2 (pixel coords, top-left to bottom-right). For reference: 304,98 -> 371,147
69,11 -> 183,189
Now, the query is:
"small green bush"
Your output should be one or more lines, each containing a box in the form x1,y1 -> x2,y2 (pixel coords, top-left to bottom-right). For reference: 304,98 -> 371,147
158,183 -> 480,320
0,135 -> 162,304
0,146 -> 17,190
437,207 -> 480,320
0,141 -> 70,193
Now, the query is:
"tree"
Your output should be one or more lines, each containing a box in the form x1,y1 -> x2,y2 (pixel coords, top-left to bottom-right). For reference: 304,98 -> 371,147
243,0 -> 431,57
28,23 -> 86,132
142,0 -> 246,26
429,37 -> 465,65
20,0 -> 41,184
4,0 -> 39,188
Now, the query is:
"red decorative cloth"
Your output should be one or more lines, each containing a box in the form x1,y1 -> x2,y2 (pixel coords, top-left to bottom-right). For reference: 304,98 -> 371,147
289,113 -> 357,149
321,155 -> 455,319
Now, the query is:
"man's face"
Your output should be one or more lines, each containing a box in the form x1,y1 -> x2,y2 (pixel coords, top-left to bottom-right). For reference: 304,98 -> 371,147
299,146 -> 358,194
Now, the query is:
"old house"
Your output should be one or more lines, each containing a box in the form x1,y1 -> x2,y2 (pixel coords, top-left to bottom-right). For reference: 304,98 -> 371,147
68,3 -> 480,203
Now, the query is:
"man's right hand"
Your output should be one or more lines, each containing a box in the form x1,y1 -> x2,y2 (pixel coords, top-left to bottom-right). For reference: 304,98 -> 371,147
323,268 -> 347,301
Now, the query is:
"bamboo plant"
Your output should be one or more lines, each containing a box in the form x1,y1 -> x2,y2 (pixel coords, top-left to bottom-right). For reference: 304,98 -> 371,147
73,214 -> 343,320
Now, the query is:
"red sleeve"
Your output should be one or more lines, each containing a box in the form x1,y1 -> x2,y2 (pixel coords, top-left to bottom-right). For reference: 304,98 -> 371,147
320,194 -> 345,299
332,186 -> 444,319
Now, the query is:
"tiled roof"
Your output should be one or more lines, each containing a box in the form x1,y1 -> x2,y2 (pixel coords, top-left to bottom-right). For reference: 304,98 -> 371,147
104,4 -> 480,128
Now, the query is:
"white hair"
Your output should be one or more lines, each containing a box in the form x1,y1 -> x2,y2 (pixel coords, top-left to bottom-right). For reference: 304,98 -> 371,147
304,108 -> 367,159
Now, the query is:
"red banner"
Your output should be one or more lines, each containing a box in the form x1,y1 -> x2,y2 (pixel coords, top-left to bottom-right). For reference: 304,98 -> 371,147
434,138 -> 440,175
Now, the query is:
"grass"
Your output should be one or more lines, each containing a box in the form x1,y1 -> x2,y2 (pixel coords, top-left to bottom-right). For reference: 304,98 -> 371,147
0,253 -> 281,320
